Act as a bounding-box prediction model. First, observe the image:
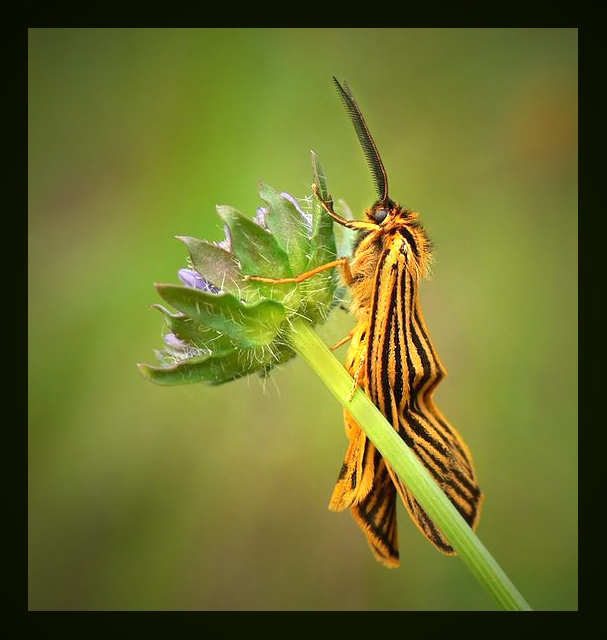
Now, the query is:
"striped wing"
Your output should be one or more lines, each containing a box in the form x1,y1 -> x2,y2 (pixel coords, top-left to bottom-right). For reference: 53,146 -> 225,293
365,234 -> 483,553
328,320 -> 401,566
349,448 -> 399,568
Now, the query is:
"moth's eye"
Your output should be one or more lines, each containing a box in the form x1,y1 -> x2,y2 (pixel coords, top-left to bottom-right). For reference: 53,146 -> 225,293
373,208 -> 388,224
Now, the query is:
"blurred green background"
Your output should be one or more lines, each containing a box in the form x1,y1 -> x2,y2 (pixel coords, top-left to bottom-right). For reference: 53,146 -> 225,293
28,28 -> 577,610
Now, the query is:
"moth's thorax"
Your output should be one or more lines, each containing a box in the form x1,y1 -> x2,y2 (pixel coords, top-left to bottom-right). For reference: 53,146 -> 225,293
346,202 -> 433,320
355,203 -> 432,274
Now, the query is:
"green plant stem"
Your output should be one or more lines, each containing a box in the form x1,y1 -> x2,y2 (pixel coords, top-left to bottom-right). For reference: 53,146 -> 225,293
288,319 -> 532,612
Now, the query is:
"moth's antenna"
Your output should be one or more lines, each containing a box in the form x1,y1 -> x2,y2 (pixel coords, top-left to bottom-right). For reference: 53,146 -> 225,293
333,77 -> 389,203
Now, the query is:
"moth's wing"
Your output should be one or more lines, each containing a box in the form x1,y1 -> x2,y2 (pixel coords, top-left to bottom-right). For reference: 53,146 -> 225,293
411,304 -> 484,532
329,324 -> 375,511
328,322 -> 398,567
328,408 -> 375,511
329,408 -> 400,566
350,449 -> 399,568
365,238 -> 483,554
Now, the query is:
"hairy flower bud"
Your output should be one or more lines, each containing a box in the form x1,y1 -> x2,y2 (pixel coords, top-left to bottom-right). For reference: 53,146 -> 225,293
139,157 -> 341,385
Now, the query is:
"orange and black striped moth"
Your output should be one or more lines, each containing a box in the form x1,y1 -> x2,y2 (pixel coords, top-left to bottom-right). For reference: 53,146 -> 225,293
250,78 -> 483,567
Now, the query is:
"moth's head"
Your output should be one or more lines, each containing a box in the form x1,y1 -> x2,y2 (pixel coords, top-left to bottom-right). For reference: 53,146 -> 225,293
365,198 -> 397,225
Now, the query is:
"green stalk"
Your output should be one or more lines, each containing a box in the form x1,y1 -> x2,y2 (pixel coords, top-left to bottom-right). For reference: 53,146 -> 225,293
288,319 -> 532,612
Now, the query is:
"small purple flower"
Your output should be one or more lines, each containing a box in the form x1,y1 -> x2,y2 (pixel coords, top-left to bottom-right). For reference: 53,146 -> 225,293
161,332 -> 208,363
254,206 -> 270,229
163,333 -> 187,350
178,268 -> 221,294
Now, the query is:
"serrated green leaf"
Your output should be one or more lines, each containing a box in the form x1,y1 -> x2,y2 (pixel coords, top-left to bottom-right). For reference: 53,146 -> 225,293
152,304 -> 235,352
259,183 -> 310,275
310,152 -> 338,268
177,236 -> 244,297
216,205 -> 291,278
216,204 -> 297,302
156,284 -> 287,349
311,150 -> 330,203
138,348 -> 257,385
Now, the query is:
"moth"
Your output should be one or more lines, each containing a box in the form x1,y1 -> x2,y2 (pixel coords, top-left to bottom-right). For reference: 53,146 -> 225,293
252,78 -> 483,567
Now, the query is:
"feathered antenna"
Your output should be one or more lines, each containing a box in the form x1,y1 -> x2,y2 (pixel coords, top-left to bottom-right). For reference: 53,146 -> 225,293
333,77 -> 390,203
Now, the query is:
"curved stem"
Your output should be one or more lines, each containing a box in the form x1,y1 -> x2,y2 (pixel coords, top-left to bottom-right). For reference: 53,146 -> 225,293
288,319 -> 532,612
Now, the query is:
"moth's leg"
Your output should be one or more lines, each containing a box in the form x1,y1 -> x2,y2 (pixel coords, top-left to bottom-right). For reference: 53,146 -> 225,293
312,182 -> 377,232
330,331 -> 354,351
347,350 -> 366,402
247,183 -> 375,286
246,257 -> 354,286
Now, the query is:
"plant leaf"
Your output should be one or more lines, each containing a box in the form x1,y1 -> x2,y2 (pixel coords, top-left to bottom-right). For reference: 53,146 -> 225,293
311,150 -> 329,203
156,284 -> 287,349
216,205 -> 292,278
259,182 -> 310,275
216,204 -> 297,302
176,237 -> 244,297
138,349 -> 254,385
152,304 -> 235,352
